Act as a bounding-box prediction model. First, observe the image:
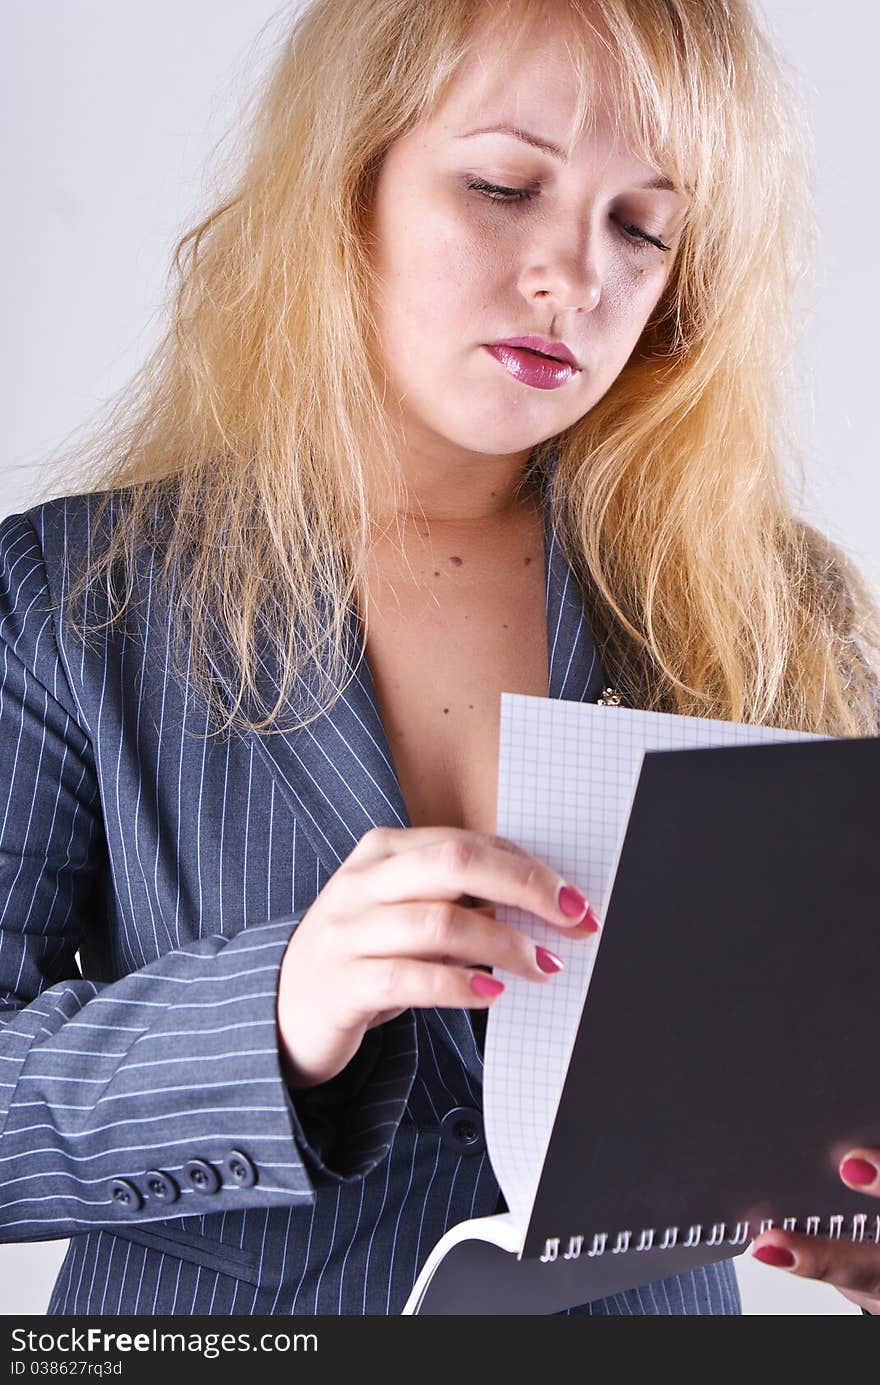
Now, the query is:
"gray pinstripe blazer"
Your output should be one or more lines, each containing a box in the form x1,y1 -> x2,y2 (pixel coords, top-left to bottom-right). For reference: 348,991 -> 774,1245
0,478 -> 740,1315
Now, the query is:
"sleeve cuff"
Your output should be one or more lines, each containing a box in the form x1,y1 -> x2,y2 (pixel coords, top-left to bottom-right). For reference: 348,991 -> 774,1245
283,1010 -> 418,1185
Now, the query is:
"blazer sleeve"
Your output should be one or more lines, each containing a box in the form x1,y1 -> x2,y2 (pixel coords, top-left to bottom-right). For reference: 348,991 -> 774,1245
0,510 -> 417,1243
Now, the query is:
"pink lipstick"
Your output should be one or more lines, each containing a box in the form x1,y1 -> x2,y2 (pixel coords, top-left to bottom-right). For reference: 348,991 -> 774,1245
483,336 -> 581,390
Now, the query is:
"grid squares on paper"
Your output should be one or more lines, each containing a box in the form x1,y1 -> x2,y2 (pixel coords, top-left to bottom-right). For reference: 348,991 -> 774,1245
485,694 -> 829,1239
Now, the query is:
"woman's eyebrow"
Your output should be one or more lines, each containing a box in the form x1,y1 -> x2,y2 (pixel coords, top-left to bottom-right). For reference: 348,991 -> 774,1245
456,123 -> 677,192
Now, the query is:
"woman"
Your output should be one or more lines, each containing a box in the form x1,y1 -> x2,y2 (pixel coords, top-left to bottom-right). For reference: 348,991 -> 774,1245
1,0 -> 878,1317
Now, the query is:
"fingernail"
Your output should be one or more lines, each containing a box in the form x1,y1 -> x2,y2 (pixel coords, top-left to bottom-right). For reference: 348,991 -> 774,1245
752,1245 -> 796,1269
470,973 -> 505,998
535,945 -> 565,973
579,905 -> 601,933
840,1156 -> 879,1188
557,883 -> 589,920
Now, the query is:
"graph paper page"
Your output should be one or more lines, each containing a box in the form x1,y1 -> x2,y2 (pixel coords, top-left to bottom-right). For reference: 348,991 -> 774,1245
486,697 -> 829,1236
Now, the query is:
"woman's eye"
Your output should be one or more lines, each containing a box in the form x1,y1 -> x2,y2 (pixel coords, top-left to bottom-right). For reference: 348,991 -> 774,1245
466,178 -> 671,254
467,177 -> 533,205
616,220 -> 671,254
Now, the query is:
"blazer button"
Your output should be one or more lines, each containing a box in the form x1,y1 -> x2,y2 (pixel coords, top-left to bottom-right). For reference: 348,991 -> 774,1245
110,1177 -> 143,1212
183,1159 -> 221,1194
223,1149 -> 257,1188
144,1169 -> 180,1204
440,1106 -> 486,1156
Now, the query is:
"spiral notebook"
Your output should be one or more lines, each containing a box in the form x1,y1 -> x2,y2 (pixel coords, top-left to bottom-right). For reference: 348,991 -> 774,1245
402,700 -> 880,1315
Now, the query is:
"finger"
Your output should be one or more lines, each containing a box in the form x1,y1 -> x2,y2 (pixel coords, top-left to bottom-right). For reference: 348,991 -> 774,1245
751,1229 -> 880,1300
345,832 -> 601,935
343,954 -> 509,1023
334,827 -> 545,922
344,829 -> 539,922
332,899 -> 565,984
839,1149 -> 880,1196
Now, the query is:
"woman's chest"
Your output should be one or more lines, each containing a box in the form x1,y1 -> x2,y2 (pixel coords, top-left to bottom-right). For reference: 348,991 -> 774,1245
362,539 -> 549,836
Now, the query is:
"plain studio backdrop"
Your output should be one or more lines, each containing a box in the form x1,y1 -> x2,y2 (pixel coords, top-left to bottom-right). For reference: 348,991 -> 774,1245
1,0 -> 877,1317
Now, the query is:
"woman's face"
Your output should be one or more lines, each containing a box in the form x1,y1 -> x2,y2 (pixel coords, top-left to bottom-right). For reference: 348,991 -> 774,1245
365,7 -> 690,472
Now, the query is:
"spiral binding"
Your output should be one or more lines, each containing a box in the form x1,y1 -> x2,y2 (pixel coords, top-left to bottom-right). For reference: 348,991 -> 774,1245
539,1214 -> 880,1262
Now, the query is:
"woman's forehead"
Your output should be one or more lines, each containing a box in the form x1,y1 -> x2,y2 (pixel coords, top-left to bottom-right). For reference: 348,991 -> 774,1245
431,11 -> 678,167
441,6 -> 618,126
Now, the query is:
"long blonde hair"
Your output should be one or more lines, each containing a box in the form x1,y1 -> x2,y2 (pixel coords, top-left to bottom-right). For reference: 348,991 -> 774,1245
34,0 -> 880,736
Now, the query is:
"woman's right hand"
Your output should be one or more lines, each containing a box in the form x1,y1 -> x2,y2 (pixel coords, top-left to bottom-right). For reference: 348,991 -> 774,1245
276,826 -> 601,1089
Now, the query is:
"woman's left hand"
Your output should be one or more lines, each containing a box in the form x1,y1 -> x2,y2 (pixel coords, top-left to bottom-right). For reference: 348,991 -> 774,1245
750,1150 -> 880,1313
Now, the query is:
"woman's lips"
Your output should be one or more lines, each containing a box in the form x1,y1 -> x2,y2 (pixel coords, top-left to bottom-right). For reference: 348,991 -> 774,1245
483,343 -> 578,390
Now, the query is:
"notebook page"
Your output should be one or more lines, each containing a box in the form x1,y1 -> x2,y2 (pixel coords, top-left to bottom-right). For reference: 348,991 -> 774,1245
486,696 -> 829,1236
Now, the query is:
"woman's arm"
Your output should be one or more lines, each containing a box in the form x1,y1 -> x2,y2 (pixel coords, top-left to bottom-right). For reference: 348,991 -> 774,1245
0,511 -> 417,1243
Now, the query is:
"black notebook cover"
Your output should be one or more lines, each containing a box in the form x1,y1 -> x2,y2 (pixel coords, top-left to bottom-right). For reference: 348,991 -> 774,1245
523,735 -> 880,1261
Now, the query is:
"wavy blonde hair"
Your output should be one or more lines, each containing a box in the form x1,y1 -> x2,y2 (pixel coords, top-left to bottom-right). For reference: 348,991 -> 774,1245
35,0 -> 880,737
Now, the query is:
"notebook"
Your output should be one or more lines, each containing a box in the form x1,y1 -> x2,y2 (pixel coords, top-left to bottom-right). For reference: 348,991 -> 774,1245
402,700 -> 880,1315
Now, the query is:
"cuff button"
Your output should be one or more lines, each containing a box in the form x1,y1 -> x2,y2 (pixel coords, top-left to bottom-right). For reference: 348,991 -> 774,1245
144,1169 -> 180,1204
223,1149 -> 257,1188
110,1177 -> 143,1212
183,1158 -> 221,1194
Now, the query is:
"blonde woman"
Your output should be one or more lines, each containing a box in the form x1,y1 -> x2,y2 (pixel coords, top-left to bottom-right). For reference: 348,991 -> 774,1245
1,0 -> 878,1318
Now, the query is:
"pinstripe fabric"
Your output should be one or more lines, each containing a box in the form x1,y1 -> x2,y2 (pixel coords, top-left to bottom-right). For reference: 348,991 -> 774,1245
0,472 -> 740,1315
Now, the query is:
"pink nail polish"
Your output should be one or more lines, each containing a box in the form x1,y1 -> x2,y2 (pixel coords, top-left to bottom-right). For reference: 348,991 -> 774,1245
535,946 -> 564,973
840,1156 -> 878,1187
752,1245 -> 796,1269
558,884 -> 588,919
470,973 -> 505,998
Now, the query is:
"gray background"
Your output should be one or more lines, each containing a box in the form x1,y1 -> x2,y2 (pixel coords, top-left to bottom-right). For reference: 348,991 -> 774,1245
1,0 -> 875,1315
